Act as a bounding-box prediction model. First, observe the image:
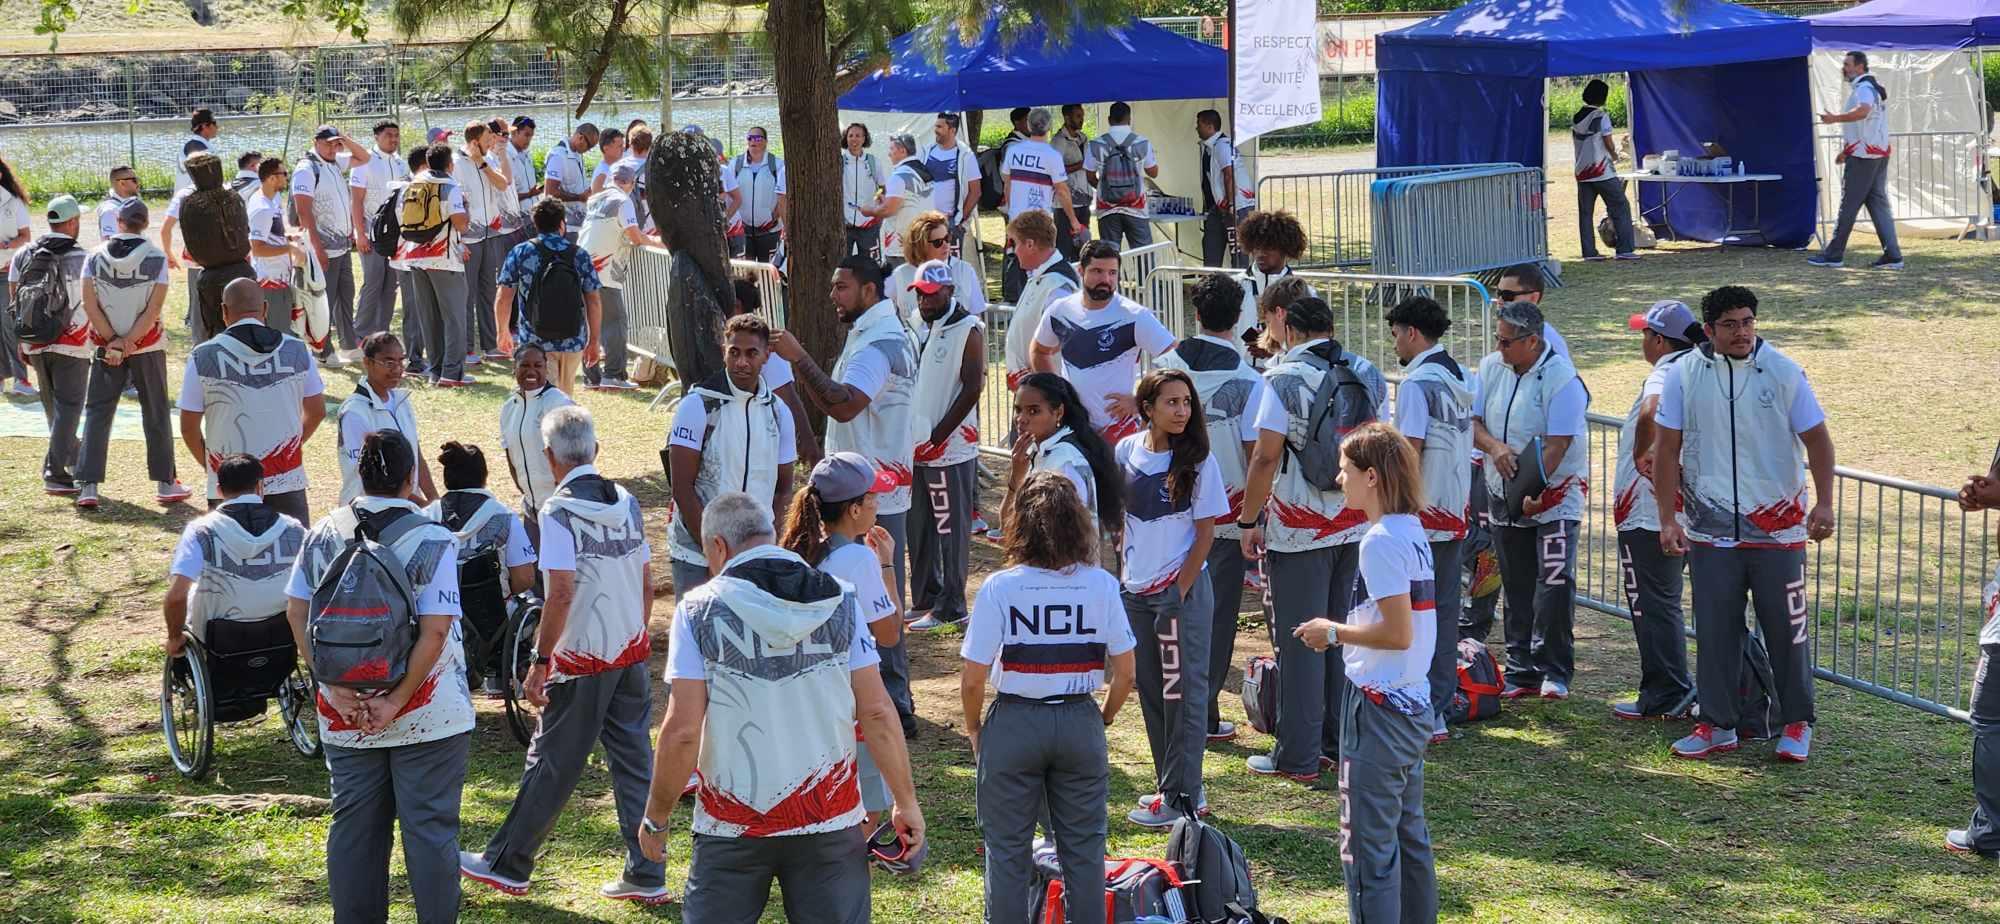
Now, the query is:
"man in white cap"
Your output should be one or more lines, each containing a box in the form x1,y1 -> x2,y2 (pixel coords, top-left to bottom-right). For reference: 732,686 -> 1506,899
576,160 -> 660,391
1610,300 -> 1701,722
11,194 -> 92,496
904,260 -> 984,632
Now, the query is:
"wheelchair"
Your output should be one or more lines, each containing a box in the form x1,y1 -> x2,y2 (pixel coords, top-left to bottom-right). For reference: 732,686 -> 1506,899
456,538 -> 545,748
161,614 -> 319,780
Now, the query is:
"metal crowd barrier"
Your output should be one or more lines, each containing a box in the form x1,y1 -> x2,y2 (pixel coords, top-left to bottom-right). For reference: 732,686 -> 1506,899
1369,166 -> 1550,279
624,246 -> 784,406
1813,130 -> 1988,241
1256,164 -> 1520,269
1565,410 -> 1991,723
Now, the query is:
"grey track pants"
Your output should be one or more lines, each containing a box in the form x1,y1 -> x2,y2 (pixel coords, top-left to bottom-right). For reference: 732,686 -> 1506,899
324,732 -> 470,924
76,350 -> 176,484
397,270 -> 425,369
684,826 -> 869,924
1204,538 -> 1248,734
978,695 -> 1109,924
323,250 -> 358,351
1425,539 -> 1464,725
31,352 -> 88,487
410,268 -> 468,382
0,273 -> 24,381
480,662 -> 663,888
1820,154 -> 1901,263
1339,682 -> 1437,924
1123,570 -> 1214,802
910,458 -> 976,623
876,510 -> 916,728
355,250 -> 397,340
463,237 -> 504,354
1577,177 -> 1635,259
585,286 -> 629,384
1096,212 -> 1153,249
671,558 -> 710,600
1967,644 -> 2000,850
1687,543 -> 1815,730
1494,519 -> 1578,687
1617,529 -> 1695,714
1267,543 -> 1359,775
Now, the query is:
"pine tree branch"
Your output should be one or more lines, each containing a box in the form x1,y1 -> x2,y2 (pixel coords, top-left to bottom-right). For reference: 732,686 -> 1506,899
408,0 -> 515,86
573,0 -> 637,116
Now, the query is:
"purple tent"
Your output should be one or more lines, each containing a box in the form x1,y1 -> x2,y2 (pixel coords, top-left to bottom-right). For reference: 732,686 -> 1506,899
1809,0 -> 2000,50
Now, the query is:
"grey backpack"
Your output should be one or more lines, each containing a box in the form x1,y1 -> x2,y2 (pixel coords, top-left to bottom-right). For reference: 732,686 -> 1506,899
308,507 -> 426,691
1165,806 -> 1284,924
1285,344 -> 1376,492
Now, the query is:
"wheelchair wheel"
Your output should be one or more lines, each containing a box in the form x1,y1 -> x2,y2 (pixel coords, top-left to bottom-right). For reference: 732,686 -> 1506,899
161,638 -> 215,780
502,597 -> 542,748
278,661 -> 322,759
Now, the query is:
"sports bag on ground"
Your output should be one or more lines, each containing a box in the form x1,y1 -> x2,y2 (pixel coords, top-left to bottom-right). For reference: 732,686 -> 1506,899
1167,809 -> 1286,924
398,180 -> 449,246
1448,637 -> 1503,724
308,507 -> 427,691
1029,845 -> 1190,923
1692,630 -> 1780,740
525,242 -> 588,342
9,235 -> 77,345
1240,655 -> 1278,736
179,151 -> 252,268
1286,342 -> 1375,491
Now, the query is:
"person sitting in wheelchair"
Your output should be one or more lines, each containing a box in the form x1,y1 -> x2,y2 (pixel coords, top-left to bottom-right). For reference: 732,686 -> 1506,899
426,441 -> 538,696
163,452 -> 310,720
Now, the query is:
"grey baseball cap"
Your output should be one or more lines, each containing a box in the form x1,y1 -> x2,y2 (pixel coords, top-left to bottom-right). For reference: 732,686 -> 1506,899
611,161 -> 639,184
809,452 -> 898,504
1628,299 -> 1704,343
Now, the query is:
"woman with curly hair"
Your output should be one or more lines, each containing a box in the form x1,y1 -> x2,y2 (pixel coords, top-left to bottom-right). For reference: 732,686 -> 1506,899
889,209 -> 985,322
1234,209 -> 1313,357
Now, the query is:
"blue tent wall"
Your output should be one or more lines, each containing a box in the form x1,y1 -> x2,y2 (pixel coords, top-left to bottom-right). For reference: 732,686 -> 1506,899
1810,0 -> 2000,50
1378,71 -> 1545,168
1628,59 -> 1818,248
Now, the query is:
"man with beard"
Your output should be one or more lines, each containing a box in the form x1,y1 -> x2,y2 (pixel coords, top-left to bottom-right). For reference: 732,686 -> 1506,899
1028,240 -> 1176,444
903,261 -> 985,632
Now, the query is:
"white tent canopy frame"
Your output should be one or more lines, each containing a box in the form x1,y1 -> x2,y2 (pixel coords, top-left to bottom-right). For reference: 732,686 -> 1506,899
1809,49 -> 1993,239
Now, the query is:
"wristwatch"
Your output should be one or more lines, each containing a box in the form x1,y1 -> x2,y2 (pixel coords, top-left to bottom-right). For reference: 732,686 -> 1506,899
531,654 -> 552,667
639,815 -> 667,837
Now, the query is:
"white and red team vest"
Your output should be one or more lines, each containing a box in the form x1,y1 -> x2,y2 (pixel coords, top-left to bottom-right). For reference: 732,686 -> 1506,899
541,475 -> 653,683
1477,345 -> 1590,527
1842,76 -> 1892,160
1612,351 -> 1690,533
910,306 -> 982,469
1401,348 -> 1475,542
1667,341 -> 1812,549
1261,339 -> 1368,553
827,300 -> 918,515
189,328 -> 318,499
668,373 -> 786,566
1153,335 -> 1263,540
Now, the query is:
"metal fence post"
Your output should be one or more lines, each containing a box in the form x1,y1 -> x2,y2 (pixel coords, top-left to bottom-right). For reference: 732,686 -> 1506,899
125,61 -> 138,170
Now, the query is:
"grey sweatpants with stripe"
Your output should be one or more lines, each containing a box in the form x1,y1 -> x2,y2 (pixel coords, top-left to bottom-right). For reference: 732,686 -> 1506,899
324,732 -> 469,924
1967,645 -> 2000,850
462,236 -> 505,354
876,510 -> 916,727
1339,682 -> 1436,924
323,250 -> 358,351
684,826 -> 870,923
1267,543 -> 1359,775
1425,539 -> 1464,727
1618,529 -> 1695,715
480,662 -> 664,888
1820,153 -> 1901,263
978,696 -> 1110,924
910,458 -> 976,623
1123,570 -> 1214,803
355,250 -> 397,340
1494,519 -> 1578,687
1687,543 -> 1815,729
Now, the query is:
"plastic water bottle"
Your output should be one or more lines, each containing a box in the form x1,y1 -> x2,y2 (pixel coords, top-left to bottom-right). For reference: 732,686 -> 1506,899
1737,161 -> 1746,176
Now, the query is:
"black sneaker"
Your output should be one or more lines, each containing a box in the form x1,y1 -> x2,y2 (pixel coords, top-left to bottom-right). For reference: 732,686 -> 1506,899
1870,257 -> 1904,271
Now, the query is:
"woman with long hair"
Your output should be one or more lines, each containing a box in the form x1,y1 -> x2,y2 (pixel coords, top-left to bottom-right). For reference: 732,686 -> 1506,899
1118,369 -> 1229,828
778,452 -> 906,827
962,470 -> 1136,924
1294,421 -> 1439,923
1005,372 -> 1122,530
889,209 -> 985,321
0,152 -> 34,396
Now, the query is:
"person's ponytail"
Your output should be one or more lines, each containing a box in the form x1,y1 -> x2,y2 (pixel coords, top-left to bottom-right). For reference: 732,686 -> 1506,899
779,483 -> 833,566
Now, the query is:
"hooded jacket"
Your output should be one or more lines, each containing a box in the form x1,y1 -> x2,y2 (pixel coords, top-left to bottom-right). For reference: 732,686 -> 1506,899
84,234 -> 170,354
827,299 -> 917,515
188,321 -> 318,499
500,382 -> 575,515
1401,346 -> 1475,542
1003,254 -> 1079,385
541,468 -> 653,683
1261,338 -> 1378,552
429,488 -> 528,595
337,383 -> 420,505
185,500 -> 305,640
1154,334 -> 1264,538
1613,349 -> 1691,533
675,544 -> 870,838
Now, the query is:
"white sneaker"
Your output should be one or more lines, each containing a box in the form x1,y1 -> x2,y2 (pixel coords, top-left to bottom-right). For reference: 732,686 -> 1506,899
599,877 -> 673,906
8,379 -> 37,397
458,851 -> 529,895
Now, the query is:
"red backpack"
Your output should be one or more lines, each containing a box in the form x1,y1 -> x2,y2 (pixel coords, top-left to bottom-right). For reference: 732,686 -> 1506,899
1030,854 -> 1189,923
1448,638 -> 1504,723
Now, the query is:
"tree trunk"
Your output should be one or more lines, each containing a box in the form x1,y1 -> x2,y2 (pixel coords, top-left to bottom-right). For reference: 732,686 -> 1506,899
766,0 -> 844,379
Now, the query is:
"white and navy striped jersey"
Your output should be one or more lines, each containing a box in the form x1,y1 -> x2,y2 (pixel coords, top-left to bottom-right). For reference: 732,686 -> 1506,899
962,564 -> 1137,700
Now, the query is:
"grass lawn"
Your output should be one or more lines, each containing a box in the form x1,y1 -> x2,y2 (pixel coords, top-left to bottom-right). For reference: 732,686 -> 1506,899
2,169 -> 1998,920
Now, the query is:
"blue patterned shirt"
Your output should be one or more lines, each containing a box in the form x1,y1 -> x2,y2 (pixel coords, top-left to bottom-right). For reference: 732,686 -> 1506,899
499,233 -> 602,354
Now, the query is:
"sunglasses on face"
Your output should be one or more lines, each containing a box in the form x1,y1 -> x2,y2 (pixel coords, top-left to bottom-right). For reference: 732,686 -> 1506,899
1495,333 -> 1531,348
927,236 -> 951,247
1494,289 -> 1538,302
747,135 -> 766,142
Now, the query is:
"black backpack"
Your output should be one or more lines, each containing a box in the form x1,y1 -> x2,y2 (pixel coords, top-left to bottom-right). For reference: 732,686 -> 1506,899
369,191 -> 403,258
10,235 -> 75,342
9,235 -> 77,345
1286,344 -> 1376,492
977,140 -> 1013,212
1165,807 -> 1286,924
525,242 -> 587,342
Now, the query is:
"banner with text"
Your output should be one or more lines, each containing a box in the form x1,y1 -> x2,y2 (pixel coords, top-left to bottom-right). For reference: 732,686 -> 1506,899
1235,0 -> 1322,143
1318,17 -> 1425,76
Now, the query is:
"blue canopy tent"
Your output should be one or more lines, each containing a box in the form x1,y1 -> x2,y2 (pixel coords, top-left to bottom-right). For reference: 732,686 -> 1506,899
1377,0 -> 1818,248
840,15 -> 1226,112
1810,0 -> 2000,50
